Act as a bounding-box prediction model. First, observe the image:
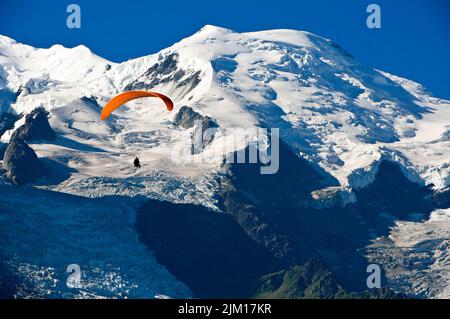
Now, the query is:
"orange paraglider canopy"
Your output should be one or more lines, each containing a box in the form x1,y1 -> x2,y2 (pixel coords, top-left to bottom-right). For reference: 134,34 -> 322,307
100,91 -> 174,121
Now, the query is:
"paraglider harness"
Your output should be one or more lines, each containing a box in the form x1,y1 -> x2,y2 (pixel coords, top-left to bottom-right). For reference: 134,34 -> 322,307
134,156 -> 141,169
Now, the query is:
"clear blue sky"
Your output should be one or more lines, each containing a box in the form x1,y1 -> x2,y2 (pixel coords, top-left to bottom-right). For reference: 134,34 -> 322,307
1,0 -> 449,99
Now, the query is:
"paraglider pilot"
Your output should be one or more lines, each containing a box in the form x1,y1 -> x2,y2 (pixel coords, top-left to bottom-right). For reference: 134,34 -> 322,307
134,157 -> 141,169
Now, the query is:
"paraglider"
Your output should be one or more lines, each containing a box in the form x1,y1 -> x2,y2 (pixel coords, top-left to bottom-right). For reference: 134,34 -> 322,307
134,156 -> 141,169
100,91 -> 174,170
100,90 -> 174,121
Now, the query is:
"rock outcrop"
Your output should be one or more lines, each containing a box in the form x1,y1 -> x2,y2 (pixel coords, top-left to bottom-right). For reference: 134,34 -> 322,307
309,187 -> 357,209
0,142 -> 7,160
173,106 -> 218,154
250,258 -> 350,299
3,138 -> 44,185
11,107 -> 55,143
124,53 -> 201,97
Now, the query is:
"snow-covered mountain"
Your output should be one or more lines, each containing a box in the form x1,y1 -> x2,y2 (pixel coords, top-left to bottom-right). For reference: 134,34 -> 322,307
0,25 -> 449,298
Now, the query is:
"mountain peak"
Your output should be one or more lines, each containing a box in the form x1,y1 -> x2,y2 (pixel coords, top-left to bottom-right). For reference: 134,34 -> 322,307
177,24 -> 236,46
0,34 -> 17,45
199,24 -> 233,34
244,28 -> 317,48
